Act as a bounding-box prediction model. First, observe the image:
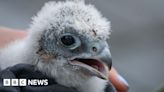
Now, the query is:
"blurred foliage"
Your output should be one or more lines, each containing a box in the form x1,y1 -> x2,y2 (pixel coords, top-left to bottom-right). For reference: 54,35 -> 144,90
157,86 -> 164,92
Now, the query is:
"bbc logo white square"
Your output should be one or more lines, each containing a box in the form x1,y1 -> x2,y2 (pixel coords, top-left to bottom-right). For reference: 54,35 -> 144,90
19,79 -> 26,86
3,79 -> 10,86
3,79 -> 27,86
11,79 -> 18,86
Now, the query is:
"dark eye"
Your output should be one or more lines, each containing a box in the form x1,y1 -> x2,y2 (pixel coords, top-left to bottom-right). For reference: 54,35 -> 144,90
61,35 -> 75,46
60,33 -> 81,50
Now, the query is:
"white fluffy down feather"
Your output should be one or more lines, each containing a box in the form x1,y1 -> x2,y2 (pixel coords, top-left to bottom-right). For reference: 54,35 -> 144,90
0,0 -> 114,92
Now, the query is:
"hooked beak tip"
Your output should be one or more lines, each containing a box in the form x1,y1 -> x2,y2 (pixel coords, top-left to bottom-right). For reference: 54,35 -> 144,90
97,47 -> 112,70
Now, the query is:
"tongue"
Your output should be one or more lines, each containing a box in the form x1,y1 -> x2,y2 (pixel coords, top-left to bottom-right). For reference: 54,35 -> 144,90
72,59 -> 102,71
91,65 -> 99,70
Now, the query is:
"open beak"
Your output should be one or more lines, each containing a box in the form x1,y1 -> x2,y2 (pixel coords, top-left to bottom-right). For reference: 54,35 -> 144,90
69,47 -> 112,80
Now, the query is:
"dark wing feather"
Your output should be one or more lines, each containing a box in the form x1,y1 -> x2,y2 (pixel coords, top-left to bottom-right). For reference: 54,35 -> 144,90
105,82 -> 117,92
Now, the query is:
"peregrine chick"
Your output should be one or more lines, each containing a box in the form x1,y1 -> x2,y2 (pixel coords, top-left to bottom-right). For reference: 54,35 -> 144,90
0,0 -> 116,92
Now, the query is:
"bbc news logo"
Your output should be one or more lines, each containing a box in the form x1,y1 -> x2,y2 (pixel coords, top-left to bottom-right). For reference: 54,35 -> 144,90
3,79 -> 48,86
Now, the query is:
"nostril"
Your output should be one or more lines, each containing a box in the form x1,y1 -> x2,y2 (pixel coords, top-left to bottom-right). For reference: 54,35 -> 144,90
92,46 -> 97,52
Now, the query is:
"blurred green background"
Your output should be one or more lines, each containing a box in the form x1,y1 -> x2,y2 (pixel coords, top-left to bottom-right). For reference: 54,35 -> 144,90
0,0 -> 164,92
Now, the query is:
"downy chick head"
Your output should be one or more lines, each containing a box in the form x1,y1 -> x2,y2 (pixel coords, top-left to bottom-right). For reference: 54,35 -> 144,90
28,0 -> 112,87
